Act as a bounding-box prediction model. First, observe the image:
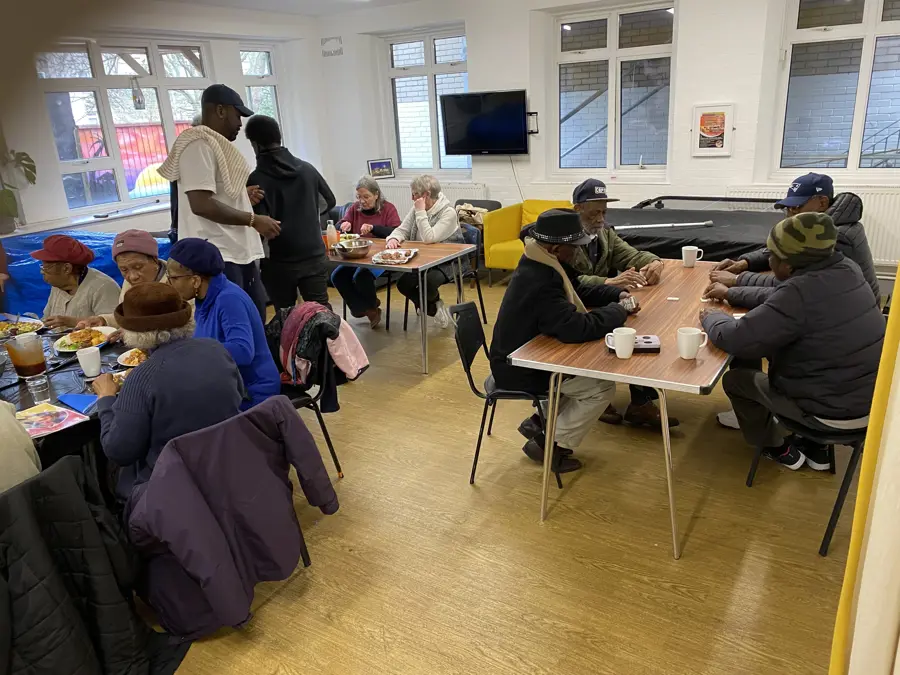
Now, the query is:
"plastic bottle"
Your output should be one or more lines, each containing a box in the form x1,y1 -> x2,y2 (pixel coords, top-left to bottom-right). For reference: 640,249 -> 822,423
326,221 -> 339,248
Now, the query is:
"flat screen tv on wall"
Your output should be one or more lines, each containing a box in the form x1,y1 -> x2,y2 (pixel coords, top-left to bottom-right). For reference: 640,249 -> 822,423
440,90 -> 528,155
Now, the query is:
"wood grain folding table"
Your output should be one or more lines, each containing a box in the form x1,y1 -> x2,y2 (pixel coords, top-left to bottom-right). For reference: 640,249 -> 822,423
509,260 -> 734,559
328,239 -> 475,374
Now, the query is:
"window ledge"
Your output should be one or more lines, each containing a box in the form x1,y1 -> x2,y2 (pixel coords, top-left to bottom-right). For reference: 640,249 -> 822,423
3,201 -> 170,239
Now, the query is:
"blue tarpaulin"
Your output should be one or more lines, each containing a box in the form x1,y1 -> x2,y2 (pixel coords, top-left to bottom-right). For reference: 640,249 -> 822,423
2,230 -> 171,316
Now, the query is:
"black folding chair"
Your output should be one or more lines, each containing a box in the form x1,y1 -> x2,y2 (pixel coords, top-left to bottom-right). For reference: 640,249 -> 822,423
746,416 -> 865,556
281,347 -> 344,479
449,302 -> 562,489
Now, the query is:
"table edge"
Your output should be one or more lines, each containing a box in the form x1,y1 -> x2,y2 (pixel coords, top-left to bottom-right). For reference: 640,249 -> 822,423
507,355 -> 731,396
327,244 -> 476,271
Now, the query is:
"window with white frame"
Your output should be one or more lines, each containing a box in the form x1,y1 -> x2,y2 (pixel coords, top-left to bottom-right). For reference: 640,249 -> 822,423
386,31 -> 470,171
240,49 -> 280,122
36,41 -> 210,211
556,7 -> 674,171
779,0 -> 900,170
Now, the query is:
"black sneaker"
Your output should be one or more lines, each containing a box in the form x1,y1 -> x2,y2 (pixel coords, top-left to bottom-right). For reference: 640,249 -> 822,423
517,414 -> 543,441
764,442 -> 806,470
522,439 -> 580,473
802,442 -> 833,471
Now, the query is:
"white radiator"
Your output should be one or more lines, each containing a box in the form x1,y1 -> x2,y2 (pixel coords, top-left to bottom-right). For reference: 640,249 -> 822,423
727,186 -> 900,268
376,180 -> 489,209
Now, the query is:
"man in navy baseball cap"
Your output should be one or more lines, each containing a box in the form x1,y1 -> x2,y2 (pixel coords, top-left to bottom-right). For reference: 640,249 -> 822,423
200,84 -> 254,141
570,178 -> 677,431
774,172 -> 834,215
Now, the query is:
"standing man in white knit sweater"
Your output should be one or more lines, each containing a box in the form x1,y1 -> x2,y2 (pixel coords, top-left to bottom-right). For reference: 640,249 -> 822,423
160,84 -> 280,320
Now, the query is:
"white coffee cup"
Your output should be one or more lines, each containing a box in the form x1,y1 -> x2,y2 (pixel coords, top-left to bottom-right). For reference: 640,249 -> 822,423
682,246 -> 704,268
76,346 -> 102,378
605,327 -> 637,359
677,327 -> 708,360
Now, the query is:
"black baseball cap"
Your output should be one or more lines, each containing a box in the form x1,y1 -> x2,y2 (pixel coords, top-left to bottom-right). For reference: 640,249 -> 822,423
201,84 -> 254,117
775,173 -> 834,209
532,209 -> 593,246
572,178 -> 620,204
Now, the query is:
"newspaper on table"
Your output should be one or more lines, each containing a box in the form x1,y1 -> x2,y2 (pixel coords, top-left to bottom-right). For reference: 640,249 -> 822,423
15,402 -> 89,439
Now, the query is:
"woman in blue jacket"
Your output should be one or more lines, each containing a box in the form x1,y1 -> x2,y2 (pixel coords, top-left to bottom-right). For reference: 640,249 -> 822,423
167,238 -> 280,410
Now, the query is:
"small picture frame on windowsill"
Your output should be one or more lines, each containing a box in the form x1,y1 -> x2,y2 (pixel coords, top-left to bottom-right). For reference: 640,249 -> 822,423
367,158 -> 395,180
691,104 -> 735,157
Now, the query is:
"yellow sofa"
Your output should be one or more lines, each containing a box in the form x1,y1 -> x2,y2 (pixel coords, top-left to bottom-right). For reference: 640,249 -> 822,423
483,199 -> 573,272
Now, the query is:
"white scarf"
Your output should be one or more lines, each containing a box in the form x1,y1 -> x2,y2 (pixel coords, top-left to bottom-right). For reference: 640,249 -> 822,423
524,238 -> 588,314
158,126 -> 250,200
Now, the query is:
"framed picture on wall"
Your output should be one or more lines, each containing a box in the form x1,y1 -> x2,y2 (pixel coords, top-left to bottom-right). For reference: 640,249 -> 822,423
691,104 -> 734,157
367,158 -> 395,179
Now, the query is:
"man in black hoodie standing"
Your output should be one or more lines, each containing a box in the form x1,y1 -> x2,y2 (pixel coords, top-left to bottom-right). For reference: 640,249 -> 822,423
246,115 -> 336,310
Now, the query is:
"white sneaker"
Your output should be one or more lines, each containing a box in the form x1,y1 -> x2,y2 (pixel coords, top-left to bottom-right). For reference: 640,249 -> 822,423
433,300 -> 452,329
716,409 -> 740,430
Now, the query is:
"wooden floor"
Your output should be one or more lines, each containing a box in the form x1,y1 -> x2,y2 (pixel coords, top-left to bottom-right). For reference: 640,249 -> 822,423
178,283 -> 851,675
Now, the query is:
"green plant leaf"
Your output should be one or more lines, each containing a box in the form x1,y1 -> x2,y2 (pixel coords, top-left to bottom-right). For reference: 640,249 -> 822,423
0,188 -> 18,218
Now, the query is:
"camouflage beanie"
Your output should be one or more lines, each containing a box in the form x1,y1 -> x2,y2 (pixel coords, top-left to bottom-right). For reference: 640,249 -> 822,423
767,212 -> 837,268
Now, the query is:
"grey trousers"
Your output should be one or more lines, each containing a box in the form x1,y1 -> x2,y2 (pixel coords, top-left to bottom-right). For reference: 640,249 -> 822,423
722,368 -> 836,448
544,376 -> 616,450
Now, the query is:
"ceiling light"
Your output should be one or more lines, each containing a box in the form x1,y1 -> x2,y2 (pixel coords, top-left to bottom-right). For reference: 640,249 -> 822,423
562,24 -> 572,30
667,8 -> 674,13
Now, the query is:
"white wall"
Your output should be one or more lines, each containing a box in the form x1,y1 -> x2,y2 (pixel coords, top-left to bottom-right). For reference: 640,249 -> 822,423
314,0 -> 791,208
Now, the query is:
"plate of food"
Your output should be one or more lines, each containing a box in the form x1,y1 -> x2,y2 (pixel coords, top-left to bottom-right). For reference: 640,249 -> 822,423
0,314 -> 44,339
112,369 -> 134,386
54,326 -> 117,352
340,233 -> 360,241
372,248 -> 419,265
117,348 -> 148,367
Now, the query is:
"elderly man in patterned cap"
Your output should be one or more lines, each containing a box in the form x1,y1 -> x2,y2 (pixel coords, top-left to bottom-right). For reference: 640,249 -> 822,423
701,212 -> 884,473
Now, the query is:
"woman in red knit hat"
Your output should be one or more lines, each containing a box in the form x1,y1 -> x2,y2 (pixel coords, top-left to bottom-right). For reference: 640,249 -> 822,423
30,234 -> 120,329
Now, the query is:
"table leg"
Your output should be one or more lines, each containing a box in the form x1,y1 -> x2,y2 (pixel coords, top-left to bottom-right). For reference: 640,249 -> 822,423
419,268 -> 428,374
456,258 -> 466,304
541,372 -> 564,522
656,388 -> 681,560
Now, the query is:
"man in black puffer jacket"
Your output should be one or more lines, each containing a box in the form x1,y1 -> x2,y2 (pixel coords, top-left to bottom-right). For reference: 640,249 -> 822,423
701,213 -> 885,473
711,174 -> 880,303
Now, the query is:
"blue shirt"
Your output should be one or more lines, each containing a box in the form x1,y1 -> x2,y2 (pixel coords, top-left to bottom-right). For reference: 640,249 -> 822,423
194,273 -> 280,409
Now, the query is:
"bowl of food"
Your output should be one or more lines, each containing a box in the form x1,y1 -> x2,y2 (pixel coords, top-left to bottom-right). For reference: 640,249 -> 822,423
332,239 -> 372,259
340,233 -> 360,242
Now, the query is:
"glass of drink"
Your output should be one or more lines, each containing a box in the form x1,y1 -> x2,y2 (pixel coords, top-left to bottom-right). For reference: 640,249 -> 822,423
5,333 -> 48,378
6,333 -> 50,402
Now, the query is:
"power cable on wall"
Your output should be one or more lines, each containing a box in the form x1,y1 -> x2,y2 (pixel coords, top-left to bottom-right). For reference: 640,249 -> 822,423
509,155 -> 525,202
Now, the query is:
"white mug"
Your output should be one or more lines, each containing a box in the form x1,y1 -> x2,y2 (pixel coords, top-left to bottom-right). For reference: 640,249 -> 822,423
682,246 -> 704,268
77,346 -> 102,378
605,327 -> 637,359
677,327 -> 708,360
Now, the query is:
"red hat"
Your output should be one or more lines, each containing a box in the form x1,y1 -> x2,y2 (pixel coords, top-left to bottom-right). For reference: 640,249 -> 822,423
113,229 -> 159,259
30,235 -> 95,266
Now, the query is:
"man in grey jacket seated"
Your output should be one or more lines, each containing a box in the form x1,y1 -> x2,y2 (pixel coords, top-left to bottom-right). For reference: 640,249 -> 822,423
709,173 -> 880,302
700,213 -> 884,471
388,174 -> 467,329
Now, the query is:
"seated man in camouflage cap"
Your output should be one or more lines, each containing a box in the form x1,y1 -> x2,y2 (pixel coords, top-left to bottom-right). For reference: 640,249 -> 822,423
700,212 -> 884,472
